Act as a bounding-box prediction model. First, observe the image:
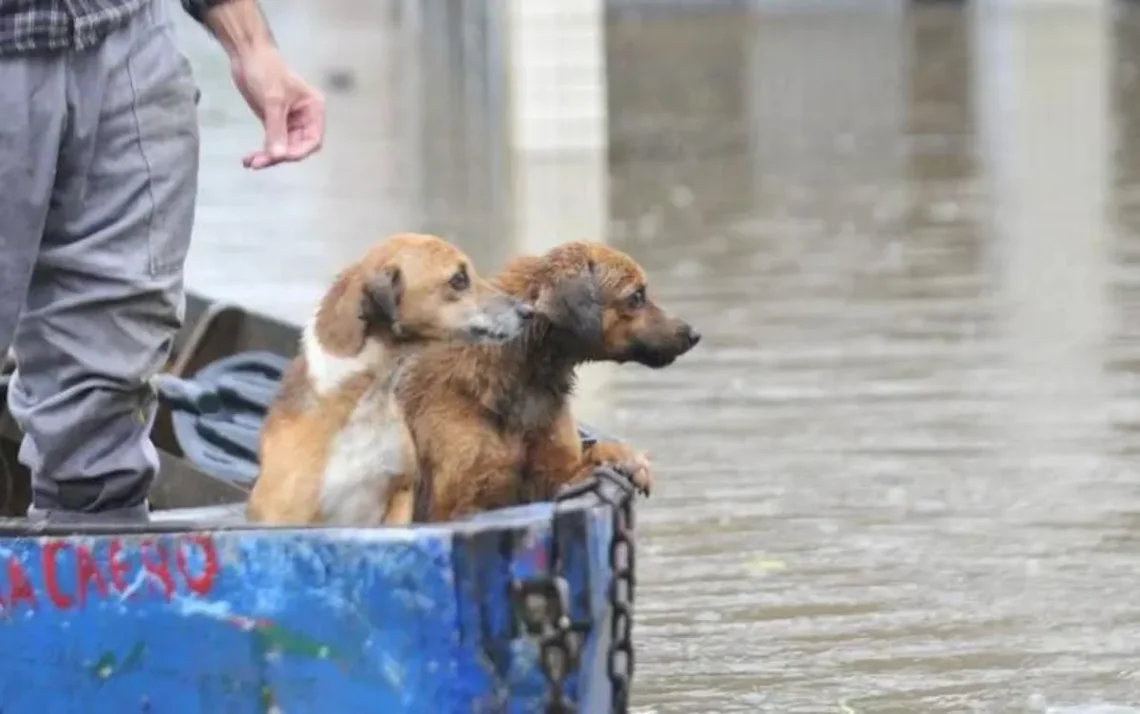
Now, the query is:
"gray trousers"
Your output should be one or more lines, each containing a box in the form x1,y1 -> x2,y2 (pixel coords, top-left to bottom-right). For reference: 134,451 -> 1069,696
0,0 -> 199,515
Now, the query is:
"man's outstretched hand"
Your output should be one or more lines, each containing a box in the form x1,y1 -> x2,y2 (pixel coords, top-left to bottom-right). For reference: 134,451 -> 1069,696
205,0 -> 326,170
230,45 -> 325,169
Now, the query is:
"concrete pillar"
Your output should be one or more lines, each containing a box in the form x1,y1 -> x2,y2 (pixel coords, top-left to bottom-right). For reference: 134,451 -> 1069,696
503,0 -> 609,254
398,0 -> 514,267
503,0 -> 614,426
504,0 -> 608,156
972,3 -> 1112,449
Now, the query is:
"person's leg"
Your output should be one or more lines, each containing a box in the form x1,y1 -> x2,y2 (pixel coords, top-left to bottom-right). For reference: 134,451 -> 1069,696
0,58 -> 67,387
7,0 -> 201,521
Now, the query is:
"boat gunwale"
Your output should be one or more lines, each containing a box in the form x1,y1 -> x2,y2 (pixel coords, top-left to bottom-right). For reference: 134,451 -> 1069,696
0,494 -> 610,538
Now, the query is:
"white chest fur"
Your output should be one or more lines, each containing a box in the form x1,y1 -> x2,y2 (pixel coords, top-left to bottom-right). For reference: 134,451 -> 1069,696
318,378 -> 409,526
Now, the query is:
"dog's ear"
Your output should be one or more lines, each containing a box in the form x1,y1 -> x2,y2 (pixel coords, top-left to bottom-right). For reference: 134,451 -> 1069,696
359,266 -> 404,328
537,265 -> 603,343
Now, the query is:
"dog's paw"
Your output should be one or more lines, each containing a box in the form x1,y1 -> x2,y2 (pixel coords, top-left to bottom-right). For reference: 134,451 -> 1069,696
586,442 -> 653,497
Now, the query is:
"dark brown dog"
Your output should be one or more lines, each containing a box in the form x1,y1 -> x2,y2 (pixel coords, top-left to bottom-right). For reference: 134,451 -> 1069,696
398,241 -> 700,522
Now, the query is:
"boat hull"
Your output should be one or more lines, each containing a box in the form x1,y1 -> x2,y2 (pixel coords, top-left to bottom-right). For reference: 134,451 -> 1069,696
0,291 -> 634,713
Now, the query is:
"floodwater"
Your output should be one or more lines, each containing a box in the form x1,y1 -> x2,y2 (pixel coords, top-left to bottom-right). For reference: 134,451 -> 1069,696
175,1 -> 1140,712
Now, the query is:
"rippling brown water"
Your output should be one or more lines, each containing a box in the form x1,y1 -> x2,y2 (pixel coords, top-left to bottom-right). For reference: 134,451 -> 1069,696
177,1 -> 1140,711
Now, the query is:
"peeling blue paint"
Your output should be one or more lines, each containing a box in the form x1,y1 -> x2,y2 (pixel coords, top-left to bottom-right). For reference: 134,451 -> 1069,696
0,502 -> 617,713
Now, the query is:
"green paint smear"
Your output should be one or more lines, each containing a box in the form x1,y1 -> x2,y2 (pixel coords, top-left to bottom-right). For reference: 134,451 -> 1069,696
122,641 -> 146,670
90,642 -> 146,681
253,621 -> 335,662
90,653 -> 115,680
259,683 -> 274,713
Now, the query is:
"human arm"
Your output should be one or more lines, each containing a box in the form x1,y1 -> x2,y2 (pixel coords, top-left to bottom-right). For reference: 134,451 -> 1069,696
179,0 -> 325,170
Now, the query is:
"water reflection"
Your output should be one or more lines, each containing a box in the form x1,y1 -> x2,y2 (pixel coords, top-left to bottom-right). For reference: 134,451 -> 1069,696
176,1 -> 1140,711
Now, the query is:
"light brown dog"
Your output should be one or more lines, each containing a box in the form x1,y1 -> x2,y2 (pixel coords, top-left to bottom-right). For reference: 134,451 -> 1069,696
247,232 -> 534,527
398,241 -> 701,523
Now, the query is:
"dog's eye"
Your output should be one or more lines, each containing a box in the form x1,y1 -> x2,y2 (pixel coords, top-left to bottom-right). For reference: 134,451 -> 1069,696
449,267 -> 470,292
626,287 -> 646,309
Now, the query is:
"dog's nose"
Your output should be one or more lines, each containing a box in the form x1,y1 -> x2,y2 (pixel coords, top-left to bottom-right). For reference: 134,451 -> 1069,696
678,323 -> 701,349
515,302 -> 536,320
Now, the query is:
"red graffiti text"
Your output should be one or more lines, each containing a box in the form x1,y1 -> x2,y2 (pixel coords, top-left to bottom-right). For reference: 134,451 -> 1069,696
0,534 -> 219,612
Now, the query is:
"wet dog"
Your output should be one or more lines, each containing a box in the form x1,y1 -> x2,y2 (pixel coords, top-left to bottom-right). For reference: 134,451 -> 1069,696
398,241 -> 700,522
247,232 -> 534,526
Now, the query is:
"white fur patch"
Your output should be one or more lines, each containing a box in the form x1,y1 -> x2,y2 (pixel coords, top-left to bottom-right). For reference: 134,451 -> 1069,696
318,379 -> 407,526
301,318 -> 386,396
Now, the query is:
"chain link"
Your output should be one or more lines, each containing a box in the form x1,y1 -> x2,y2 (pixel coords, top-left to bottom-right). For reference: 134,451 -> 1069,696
595,468 -> 636,711
513,465 -> 638,714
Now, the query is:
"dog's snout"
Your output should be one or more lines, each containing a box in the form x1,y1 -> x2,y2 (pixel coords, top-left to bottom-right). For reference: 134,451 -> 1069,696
677,323 -> 701,349
461,292 -> 534,344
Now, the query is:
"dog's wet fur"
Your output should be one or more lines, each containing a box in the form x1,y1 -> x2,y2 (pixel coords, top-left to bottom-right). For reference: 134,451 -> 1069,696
248,232 -> 533,526
398,241 -> 700,522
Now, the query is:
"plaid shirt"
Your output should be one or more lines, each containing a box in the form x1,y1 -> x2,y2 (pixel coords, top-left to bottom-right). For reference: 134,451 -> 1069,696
0,0 -> 227,55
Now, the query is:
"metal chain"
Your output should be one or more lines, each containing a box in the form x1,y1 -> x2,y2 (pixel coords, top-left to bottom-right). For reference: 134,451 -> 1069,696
591,467 -> 637,712
595,468 -> 637,712
513,465 -> 637,713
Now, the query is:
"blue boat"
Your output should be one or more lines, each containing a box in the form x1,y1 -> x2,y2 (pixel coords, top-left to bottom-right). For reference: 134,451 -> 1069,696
0,293 -> 640,714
